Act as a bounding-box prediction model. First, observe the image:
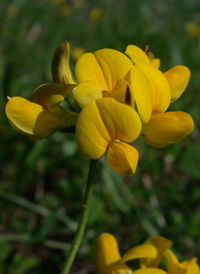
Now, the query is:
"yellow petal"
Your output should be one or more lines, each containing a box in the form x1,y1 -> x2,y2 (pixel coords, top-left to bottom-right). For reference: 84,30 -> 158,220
95,98 -> 142,143
150,58 -> 160,69
164,65 -> 191,103
75,100 -> 111,159
111,78 -> 134,107
140,236 -> 172,268
30,83 -> 76,110
75,52 -> 108,88
181,257 -> 198,269
75,98 -> 142,159
119,244 -> 157,264
141,111 -> 194,148
125,45 -> 150,65
133,269 -> 167,274
107,141 -> 139,176
163,251 -> 200,274
52,42 -> 76,84
137,63 -> 171,113
162,250 -> 184,274
75,49 -> 133,92
187,261 -> 200,274
74,81 -> 109,108
126,44 -> 170,112
5,97 -> 68,140
147,51 -> 161,69
125,65 -> 152,123
95,233 -> 124,274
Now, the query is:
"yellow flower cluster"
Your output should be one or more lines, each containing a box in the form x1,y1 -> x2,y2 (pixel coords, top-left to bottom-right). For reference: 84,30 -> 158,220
95,233 -> 200,274
5,43 -> 194,176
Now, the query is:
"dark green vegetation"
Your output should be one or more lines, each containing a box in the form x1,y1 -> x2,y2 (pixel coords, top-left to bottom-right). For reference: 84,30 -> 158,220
0,0 -> 200,273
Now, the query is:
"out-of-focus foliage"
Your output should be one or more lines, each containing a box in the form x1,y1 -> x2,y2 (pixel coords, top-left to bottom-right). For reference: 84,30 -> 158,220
0,0 -> 200,273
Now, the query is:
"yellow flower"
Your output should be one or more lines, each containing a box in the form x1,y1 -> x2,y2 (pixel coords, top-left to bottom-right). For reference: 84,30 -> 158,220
125,45 -> 194,148
75,97 -> 141,176
52,43 -> 194,174
74,47 -> 154,123
74,48 -> 132,105
184,21 -> 200,37
5,83 -> 78,140
89,7 -> 103,21
141,236 -> 200,274
59,4 -> 71,17
6,43 -> 81,140
95,233 -> 165,274
162,250 -> 200,274
71,46 -> 145,175
95,233 -> 200,274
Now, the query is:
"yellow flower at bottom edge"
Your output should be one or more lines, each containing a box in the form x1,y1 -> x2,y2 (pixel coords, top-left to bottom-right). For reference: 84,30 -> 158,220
162,249 -> 200,274
95,233 -> 200,274
5,83 -> 78,140
75,97 -> 142,176
95,233 -> 166,274
140,237 -> 200,274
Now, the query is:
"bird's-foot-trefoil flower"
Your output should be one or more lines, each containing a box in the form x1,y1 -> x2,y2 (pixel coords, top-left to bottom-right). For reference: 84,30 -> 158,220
95,233 -> 200,274
73,47 -> 133,108
55,43 -> 156,126
125,44 -> 194,148
72,46 -> 153,124
75,97 -> 141,176
6,42 -> 195,175
6,43 -> 81,140
5,83 -> 78,140
52,42 -> 194,175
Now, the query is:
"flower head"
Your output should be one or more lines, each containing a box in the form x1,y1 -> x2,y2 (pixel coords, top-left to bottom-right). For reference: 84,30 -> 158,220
6,42 -> 194,176
95,233 -> 200,274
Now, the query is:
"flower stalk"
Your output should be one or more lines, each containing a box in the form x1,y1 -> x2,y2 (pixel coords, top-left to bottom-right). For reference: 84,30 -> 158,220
60,159 -> 98,274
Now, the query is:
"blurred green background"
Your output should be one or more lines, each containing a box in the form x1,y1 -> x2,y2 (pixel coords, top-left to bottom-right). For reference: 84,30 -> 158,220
0,0 -> 200,273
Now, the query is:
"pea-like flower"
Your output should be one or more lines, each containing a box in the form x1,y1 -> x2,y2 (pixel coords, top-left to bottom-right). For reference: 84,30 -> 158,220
6,42 -> 194,175
95,233 -> 200,274
75,97 -> 142,176
125,45 -> 194,148
51,43 -> 194,175
5,83 -> 78,140
6,43 -> 79,140
73,46 -> 152,123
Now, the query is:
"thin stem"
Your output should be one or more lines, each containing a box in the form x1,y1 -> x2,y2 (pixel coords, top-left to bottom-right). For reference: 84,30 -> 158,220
60,159 -> 98,274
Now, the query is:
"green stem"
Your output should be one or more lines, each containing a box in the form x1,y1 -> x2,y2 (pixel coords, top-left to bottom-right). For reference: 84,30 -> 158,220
60,159 -> 98,274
